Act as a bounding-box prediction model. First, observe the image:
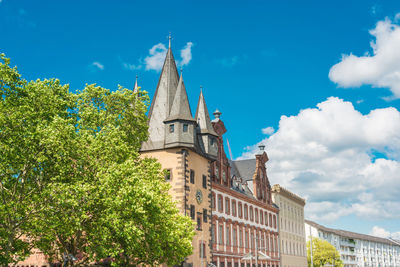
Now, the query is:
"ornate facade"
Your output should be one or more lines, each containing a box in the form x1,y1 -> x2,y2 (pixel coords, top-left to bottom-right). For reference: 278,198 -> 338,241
210,115 -> 280,267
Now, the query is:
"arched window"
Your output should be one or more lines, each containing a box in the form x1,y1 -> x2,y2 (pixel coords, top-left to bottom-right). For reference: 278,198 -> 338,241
244,204 -> 248,220
269,214 -> 272,227
249,206 -> 254,221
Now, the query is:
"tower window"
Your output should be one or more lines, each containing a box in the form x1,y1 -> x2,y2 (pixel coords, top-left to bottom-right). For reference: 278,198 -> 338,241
190,205 -> 195,219
183,123 -> 188,132
169,124 -> 174,133
164,169 -> 171,181
203,209 -> 208,223
190,169 -> 195,184
202,175 -> 207,188
197,215 -> 202,230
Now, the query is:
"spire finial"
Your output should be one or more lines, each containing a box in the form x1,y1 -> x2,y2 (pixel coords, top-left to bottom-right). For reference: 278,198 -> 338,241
213,109 -> 222,119
200,85 -> 203,93
180,66 -> 183,75
258,144 -> 265,151
168,32 -> 172,48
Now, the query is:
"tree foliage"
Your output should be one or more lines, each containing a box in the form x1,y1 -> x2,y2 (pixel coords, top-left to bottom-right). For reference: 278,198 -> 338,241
0,54 -> 195,266
307,237 -> 343,267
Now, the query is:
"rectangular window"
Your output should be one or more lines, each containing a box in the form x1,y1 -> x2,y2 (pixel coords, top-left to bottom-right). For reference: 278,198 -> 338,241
190,169 -> 195,184
226,226 -> 230,245
239,229 -> 243,247
190,205 -> 195,219
169,124 -> 174,133
233,228 -> 237,246
219,225 -> 223,244
164,169 -> 171,181
225,198 -> 230,214
218,195 -> 223,212
244,205 -> 248,219
245,231 -> 249,248
238,202 -> 242,218
203,209 -> 208,223
202,175 -> 207,188
232,200 -> 236,217
211,225 -> 216,244
197,216 -> 202,230
255,209 -> 258,223
183,123 -> 188,132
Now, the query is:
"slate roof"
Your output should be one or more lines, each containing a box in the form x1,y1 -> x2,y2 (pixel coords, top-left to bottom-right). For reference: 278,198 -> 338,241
231,159 -> 256,181
229,159 -> 257,198
195,90 -> 218,136
165,73 -> 195,122
305,220 -> 399,246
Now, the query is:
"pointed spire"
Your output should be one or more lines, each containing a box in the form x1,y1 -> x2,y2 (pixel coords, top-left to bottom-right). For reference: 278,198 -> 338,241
165,73 -> 195,122
195,88 -> 218,136
142,36 -> 180,151
133,74 -> 139,94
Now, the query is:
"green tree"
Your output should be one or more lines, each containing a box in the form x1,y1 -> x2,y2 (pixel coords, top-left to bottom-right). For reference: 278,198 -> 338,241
0,54 -> 195,266
307,237 -> 343,267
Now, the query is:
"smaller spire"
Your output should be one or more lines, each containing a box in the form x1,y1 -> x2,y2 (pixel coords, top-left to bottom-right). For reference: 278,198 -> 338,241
133,74 -> 139,94
195,90 -> 218,136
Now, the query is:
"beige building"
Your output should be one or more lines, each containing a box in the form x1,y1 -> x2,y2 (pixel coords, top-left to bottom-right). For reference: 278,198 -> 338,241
271,185 -> 307,267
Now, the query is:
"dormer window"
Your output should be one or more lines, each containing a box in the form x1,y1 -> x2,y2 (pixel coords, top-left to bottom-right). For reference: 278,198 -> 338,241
183,123 -> 188,132
169,124 -> 174,133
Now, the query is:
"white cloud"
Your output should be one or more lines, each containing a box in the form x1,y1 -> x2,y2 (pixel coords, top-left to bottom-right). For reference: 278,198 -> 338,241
88,61 -> 104,72
329,14 -> 400,99
122,62 -> 142,71
239,97 -> 400,224
262,126 -> 275,135
92,62 -> 104,70
142,41 -> 194,72
178,42 -> 193,67
144,43 -> 168,71
370,226 -> 400,239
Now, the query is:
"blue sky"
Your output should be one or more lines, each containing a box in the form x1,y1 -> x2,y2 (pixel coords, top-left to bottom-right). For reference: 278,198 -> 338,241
2,0 -> 400,238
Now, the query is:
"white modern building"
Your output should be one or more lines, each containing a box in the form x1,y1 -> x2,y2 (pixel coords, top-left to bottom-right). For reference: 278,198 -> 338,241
305,220 -> 400,267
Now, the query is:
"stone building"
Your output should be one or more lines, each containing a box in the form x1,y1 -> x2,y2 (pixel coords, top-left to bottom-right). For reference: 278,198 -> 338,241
305,220 -> 400,267
140,39 -> 281,267
271,185 -> 307,267
139,39 -> 216,266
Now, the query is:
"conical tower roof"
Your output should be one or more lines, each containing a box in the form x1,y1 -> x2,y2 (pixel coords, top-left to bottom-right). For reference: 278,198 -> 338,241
141,42 -> 180,151
165,73 -> 196,122
195,89 -> 218,136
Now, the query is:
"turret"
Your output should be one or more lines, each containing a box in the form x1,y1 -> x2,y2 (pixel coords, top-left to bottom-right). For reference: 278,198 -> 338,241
164,73 -> 196,148
195,89 -> 218,159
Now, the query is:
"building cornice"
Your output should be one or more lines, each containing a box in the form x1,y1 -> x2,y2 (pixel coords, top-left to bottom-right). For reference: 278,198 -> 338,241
271,184 -> 305,206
